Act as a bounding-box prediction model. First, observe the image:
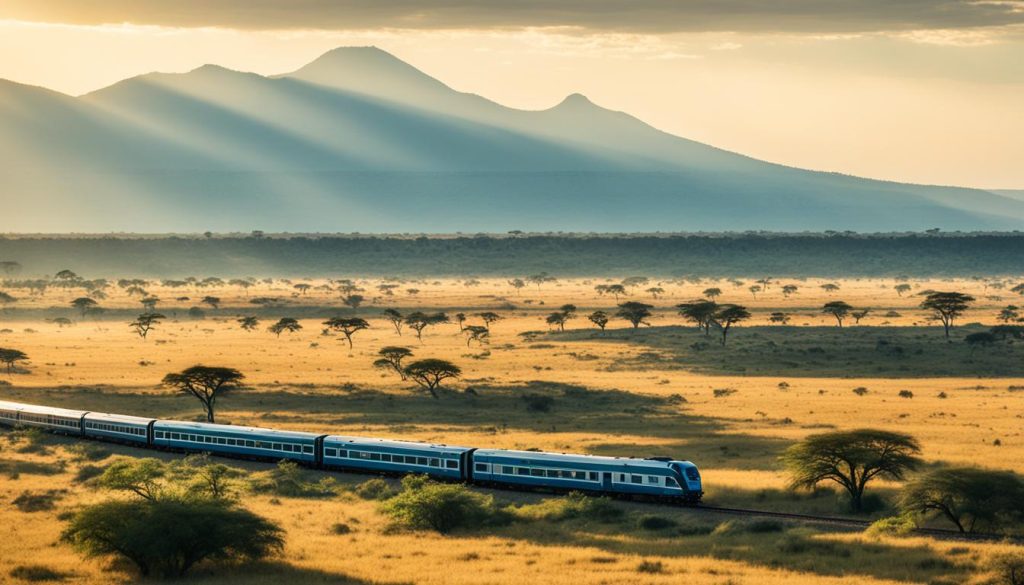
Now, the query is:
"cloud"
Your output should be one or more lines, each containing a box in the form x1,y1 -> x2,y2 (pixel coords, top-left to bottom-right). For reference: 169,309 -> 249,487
5,0 -> 1024,34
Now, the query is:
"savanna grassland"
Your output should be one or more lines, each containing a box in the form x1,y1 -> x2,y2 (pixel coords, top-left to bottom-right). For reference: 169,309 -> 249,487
1,275 -> 1023,584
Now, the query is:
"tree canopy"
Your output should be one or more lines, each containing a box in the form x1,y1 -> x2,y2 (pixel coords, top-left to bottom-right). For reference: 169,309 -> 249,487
781,429 -> 922,512
822,301 -> 853,327
921,292 -> 975,338
899,466 -> 1024,533
404,359 -> 461,398
615,301 -> 653,329
162,366 -> 245,423
323,317 -> 370,348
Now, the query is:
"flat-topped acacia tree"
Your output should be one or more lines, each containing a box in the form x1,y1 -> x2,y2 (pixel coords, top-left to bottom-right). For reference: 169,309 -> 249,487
0,348 -> 28,375
404,359 -> 461,399
162,366 -> 245,423
921,292 -> 975,338
323,317 -> 370,349
130,313 -> 165,339
615,301 -> 653,329
822,301 -> 853,327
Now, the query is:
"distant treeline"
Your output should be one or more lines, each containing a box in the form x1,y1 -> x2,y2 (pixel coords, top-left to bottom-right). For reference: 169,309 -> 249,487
0,233 -> 1022,278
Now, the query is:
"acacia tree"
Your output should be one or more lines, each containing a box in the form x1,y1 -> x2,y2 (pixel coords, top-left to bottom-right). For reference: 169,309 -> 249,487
998,306 -> 1020,324
0,348 -> 28,375
201,296 -> 221,309
373,346 -> 413,379
714,304 -> 751,346
546,312 -> 568,331
782,284 -> 799,298
526,272 -> 555,290
130,313 -> 166,339
921,292 -> 975,338
268,318 -> 302,338
463,325 -> 489,347
237,316 -> 260,331
702,287 -> 722,300
894,283 -> 912,297
605,284 -> 626,300
478,312 -> 502,330
454,313 -> 467,331
821,283 -> 841,294
899,467 -> 1024,533
404,359 -> 461,398
162,366 -> 245,423
342,294 -> 364,310
616,301 -> 653,329
507,278 -> 525,295
587,310 -> 609,331
646,287 -> 665,299
71,297 -> 98,318
781,429 -> 922,512
383,308 -> 405,335
822,301 -> 853,327
677,300 -> 718,336
323,317 -> 370,349
404,312 -> 449,341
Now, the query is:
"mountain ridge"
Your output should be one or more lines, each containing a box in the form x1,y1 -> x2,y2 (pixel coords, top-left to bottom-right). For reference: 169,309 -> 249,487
1,46 -> 1021,233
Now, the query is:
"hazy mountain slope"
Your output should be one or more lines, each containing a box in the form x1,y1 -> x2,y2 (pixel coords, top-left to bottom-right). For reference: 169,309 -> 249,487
0,47 -> 1021,233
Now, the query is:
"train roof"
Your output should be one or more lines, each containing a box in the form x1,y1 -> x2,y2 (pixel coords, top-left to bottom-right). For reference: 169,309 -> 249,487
324,434 -> 474,452
84,411 -> 157,425
154,419 -> 321,440
0,401 -> 88,418
473,449 -> 690,470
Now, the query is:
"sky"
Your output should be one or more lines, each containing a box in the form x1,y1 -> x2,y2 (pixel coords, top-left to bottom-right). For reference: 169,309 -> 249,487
1,1 -> 1022,189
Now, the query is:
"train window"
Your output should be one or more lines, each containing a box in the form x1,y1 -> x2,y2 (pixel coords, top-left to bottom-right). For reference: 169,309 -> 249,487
303,446 -> 313,454
618,474 -> 626,482
282,445 -> 293,452
217,438 -> 227,445
666,478 -> 679,487
272,443 -> 282,451
155,432 -> 164,439
380,454 -> 391,462
246,440 -> 255,448
648,476 -> 659,484
475,463 -> 488,472
370,453 -> 381,461
530,469 -> 545,477
430,458 -> 440,467
517,468 -> 529,476
546,469 -> 558,478
589,472 -> 598,481
631,475 -> 642,484
446,460 -> 458,469
325,448 -> 336,457
417,457 -> 428,466
337,450 -> 347,458
502,466 -> 514,474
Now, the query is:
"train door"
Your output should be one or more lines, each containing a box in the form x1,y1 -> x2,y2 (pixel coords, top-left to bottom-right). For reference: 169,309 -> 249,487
602,472 -> 612,489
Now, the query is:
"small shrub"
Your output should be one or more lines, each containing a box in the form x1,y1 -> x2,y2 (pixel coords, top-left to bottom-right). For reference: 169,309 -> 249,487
713,388 -> 737,398
866,513 -> 917,537
853,387 -> 869,396
521,393 -> 555,413
249,460 -> 336,498
14,490 -> 64,512
518,491 -> 624,523
330,522 -> 352,535
381,475 -> 510,534
637,515 -> 677,530
9,565 -> 69,582
637,560 -> 665,574
354,478 -> 396,500
899,390 -> 914,399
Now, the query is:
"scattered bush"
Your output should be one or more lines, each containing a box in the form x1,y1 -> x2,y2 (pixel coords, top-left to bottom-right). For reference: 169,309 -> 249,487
9,565 -> 69,582
517,491 -> 624,523
330,522 -> 352,535
899,390 -> 914,398
852,387 -> 869,396
74,464 -> 105,484
521,393 -> 555,413
636,560 -> 665,574
636,514 -> 677,530
61,495 -> 284,578
249,460 -> 336,498
354,478 -> 396,500
866,513 -> 917,537
381,475 -> 510,533
13,490 -> 64,512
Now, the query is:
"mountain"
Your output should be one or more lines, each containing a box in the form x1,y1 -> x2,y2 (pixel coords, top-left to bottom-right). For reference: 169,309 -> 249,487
1,46 -> 1021,233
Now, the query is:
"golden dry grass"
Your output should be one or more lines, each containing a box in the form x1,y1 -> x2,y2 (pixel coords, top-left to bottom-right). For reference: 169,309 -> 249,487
0,276 -> 1021,584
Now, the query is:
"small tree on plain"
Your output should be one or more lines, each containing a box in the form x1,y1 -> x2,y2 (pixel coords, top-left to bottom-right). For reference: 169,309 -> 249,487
615,301 -> 653,329
899,466 -> 1024,533
454,313 -> 467,331
404,312 -> 449,341
373,346 -> 413,380
769,312 -> 790,325
894,283 -> 912,297
323,317 -> 370,349
921,292 -> 975,338
781,429 -> 922,512
822,301 -> 853,327
162,365 -> 245,423
713,304 -> 751,346
0,347 -> 28,375
383,308 -> 405,335
464,325 -> 489,347
781,284 -> 799,298
478,312 -> 502,330
998,305 -> 1020,324
546,312 -> 568,331
702,287 -> 722,300
71,297 -> 98,318
646,287 -> 664,299
507,279 -> 525,295
404,359 -> 461,398
587,310 -> 609,331
268,318 -> 302,338
130,313 -> 166,339
342,294 -> 365,310
677,300 -> 718,336
237,316 -> 260,331
201,296 -> 221,309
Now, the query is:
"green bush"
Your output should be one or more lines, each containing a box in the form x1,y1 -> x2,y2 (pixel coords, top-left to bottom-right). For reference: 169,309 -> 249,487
249,460 -> 336,498
354,478 -> 396,500
61,495 -> 283,578
866,513 -> 917,537
517,491 -> 624,523
381,475 -> 509,533
636,515 -> 677,530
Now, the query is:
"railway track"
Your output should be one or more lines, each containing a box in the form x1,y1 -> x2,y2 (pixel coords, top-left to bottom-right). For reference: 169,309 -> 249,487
693,504 -> 1020,543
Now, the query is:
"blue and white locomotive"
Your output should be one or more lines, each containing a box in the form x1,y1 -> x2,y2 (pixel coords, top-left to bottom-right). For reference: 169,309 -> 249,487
0,400 -> 703,503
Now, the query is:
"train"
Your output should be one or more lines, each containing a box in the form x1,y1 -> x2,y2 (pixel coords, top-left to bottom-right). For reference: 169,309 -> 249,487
0,400 -> 703,503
